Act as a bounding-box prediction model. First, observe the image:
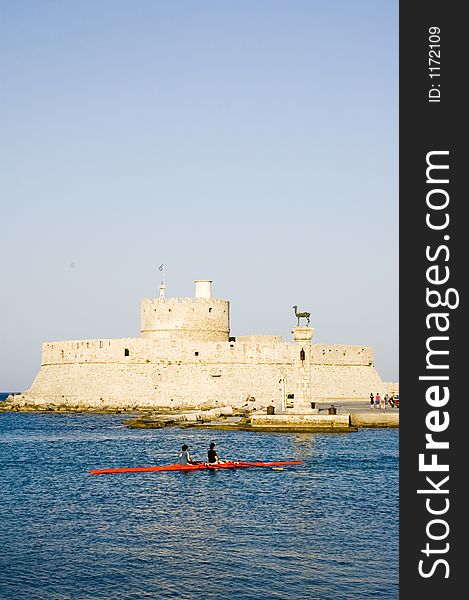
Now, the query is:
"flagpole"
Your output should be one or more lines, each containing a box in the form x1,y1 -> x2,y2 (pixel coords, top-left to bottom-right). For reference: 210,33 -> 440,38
158,264 -> 165,298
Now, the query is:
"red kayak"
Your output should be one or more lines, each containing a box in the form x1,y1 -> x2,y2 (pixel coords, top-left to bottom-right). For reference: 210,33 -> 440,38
88,460 -> 302,475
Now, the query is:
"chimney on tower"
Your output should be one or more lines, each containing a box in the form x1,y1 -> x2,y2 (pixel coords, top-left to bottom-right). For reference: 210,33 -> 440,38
194,280 -> 212,299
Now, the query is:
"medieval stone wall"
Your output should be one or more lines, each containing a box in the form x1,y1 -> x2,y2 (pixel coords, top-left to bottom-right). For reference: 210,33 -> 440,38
20,335 -> 388,410
14,280 -> 396,411
40,336 -> 375,368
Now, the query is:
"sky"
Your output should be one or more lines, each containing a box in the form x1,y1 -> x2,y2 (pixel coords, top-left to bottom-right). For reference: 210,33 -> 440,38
0,0 -> 398,391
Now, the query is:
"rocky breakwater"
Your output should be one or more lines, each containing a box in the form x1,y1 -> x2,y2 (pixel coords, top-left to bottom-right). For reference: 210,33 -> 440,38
123,406 -> 243,429
122,404 -> 399,432
1,396 -> 398,431
123,407 -> 371,433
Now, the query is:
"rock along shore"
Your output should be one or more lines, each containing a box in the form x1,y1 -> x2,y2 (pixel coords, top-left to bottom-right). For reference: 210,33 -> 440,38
122,409 -> 398,433
0,396 -> 398,432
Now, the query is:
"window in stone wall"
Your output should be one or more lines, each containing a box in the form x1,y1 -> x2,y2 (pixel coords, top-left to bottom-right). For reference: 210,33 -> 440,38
124,348 -> 129,357
99,341 -> 103,348
208,307 -> 212,313
194,351 -> 199,356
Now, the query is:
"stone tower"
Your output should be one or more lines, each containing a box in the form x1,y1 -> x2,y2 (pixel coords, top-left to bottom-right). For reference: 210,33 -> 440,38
140,280 -> 230,343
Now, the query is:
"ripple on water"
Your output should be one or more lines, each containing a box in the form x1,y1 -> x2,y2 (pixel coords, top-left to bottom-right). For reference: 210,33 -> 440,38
0,413 -> 398,599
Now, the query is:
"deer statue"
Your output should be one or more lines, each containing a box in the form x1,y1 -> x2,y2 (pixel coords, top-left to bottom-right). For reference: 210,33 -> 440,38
293,305 -> 311,327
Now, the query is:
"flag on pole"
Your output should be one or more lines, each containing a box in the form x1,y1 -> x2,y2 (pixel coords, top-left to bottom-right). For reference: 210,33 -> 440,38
158,264 -> 165,294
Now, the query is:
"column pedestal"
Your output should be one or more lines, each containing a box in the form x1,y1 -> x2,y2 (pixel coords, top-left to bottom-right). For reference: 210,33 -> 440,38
290,327 -> 314,412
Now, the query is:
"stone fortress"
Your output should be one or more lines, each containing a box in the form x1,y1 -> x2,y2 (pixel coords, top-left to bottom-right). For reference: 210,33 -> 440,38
9,279 -> 398,413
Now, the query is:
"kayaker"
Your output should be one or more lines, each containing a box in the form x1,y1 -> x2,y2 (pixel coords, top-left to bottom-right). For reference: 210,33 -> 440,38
179,444 -> 198,465
207,442 -> 220,464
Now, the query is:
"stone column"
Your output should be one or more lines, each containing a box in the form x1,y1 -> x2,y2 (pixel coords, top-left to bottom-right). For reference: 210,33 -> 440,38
291,327 -> 314,413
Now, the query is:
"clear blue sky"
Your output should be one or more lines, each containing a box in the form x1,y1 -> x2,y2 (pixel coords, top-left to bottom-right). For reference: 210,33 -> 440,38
1,0 -> 398,390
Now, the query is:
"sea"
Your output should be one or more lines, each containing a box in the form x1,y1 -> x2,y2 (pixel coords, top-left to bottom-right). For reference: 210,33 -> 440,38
0,397 -> 398,600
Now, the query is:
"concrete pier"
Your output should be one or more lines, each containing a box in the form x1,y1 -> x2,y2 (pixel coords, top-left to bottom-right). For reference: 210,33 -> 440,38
248,413 -> 353,432
122,404 -> 399,431
350,412 -> 399,427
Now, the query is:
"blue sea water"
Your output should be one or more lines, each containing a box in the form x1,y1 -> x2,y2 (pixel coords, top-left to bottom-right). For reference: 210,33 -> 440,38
0,412 -> 398,600
0,392 -> 19,401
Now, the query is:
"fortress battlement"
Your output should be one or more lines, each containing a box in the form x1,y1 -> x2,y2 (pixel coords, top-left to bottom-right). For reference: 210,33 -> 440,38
141,297 -> 229,305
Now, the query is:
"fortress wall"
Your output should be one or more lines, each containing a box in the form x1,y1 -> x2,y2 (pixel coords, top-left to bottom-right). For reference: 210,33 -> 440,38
41,335 -> 375,370
309,364 -> 384,400
309,345 -> 374,366
235,336 -> 282,343
22,335 -> 384,409
140,297 -> 230,342
380,381 -> 399,396
24,363 -> 158,408
33,338 -> 292,408
23,355 -> 383,410
23,361 -> 284,409
41,337 -> 295,366
153,362 -> 283,408
41,339 -> 141,365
